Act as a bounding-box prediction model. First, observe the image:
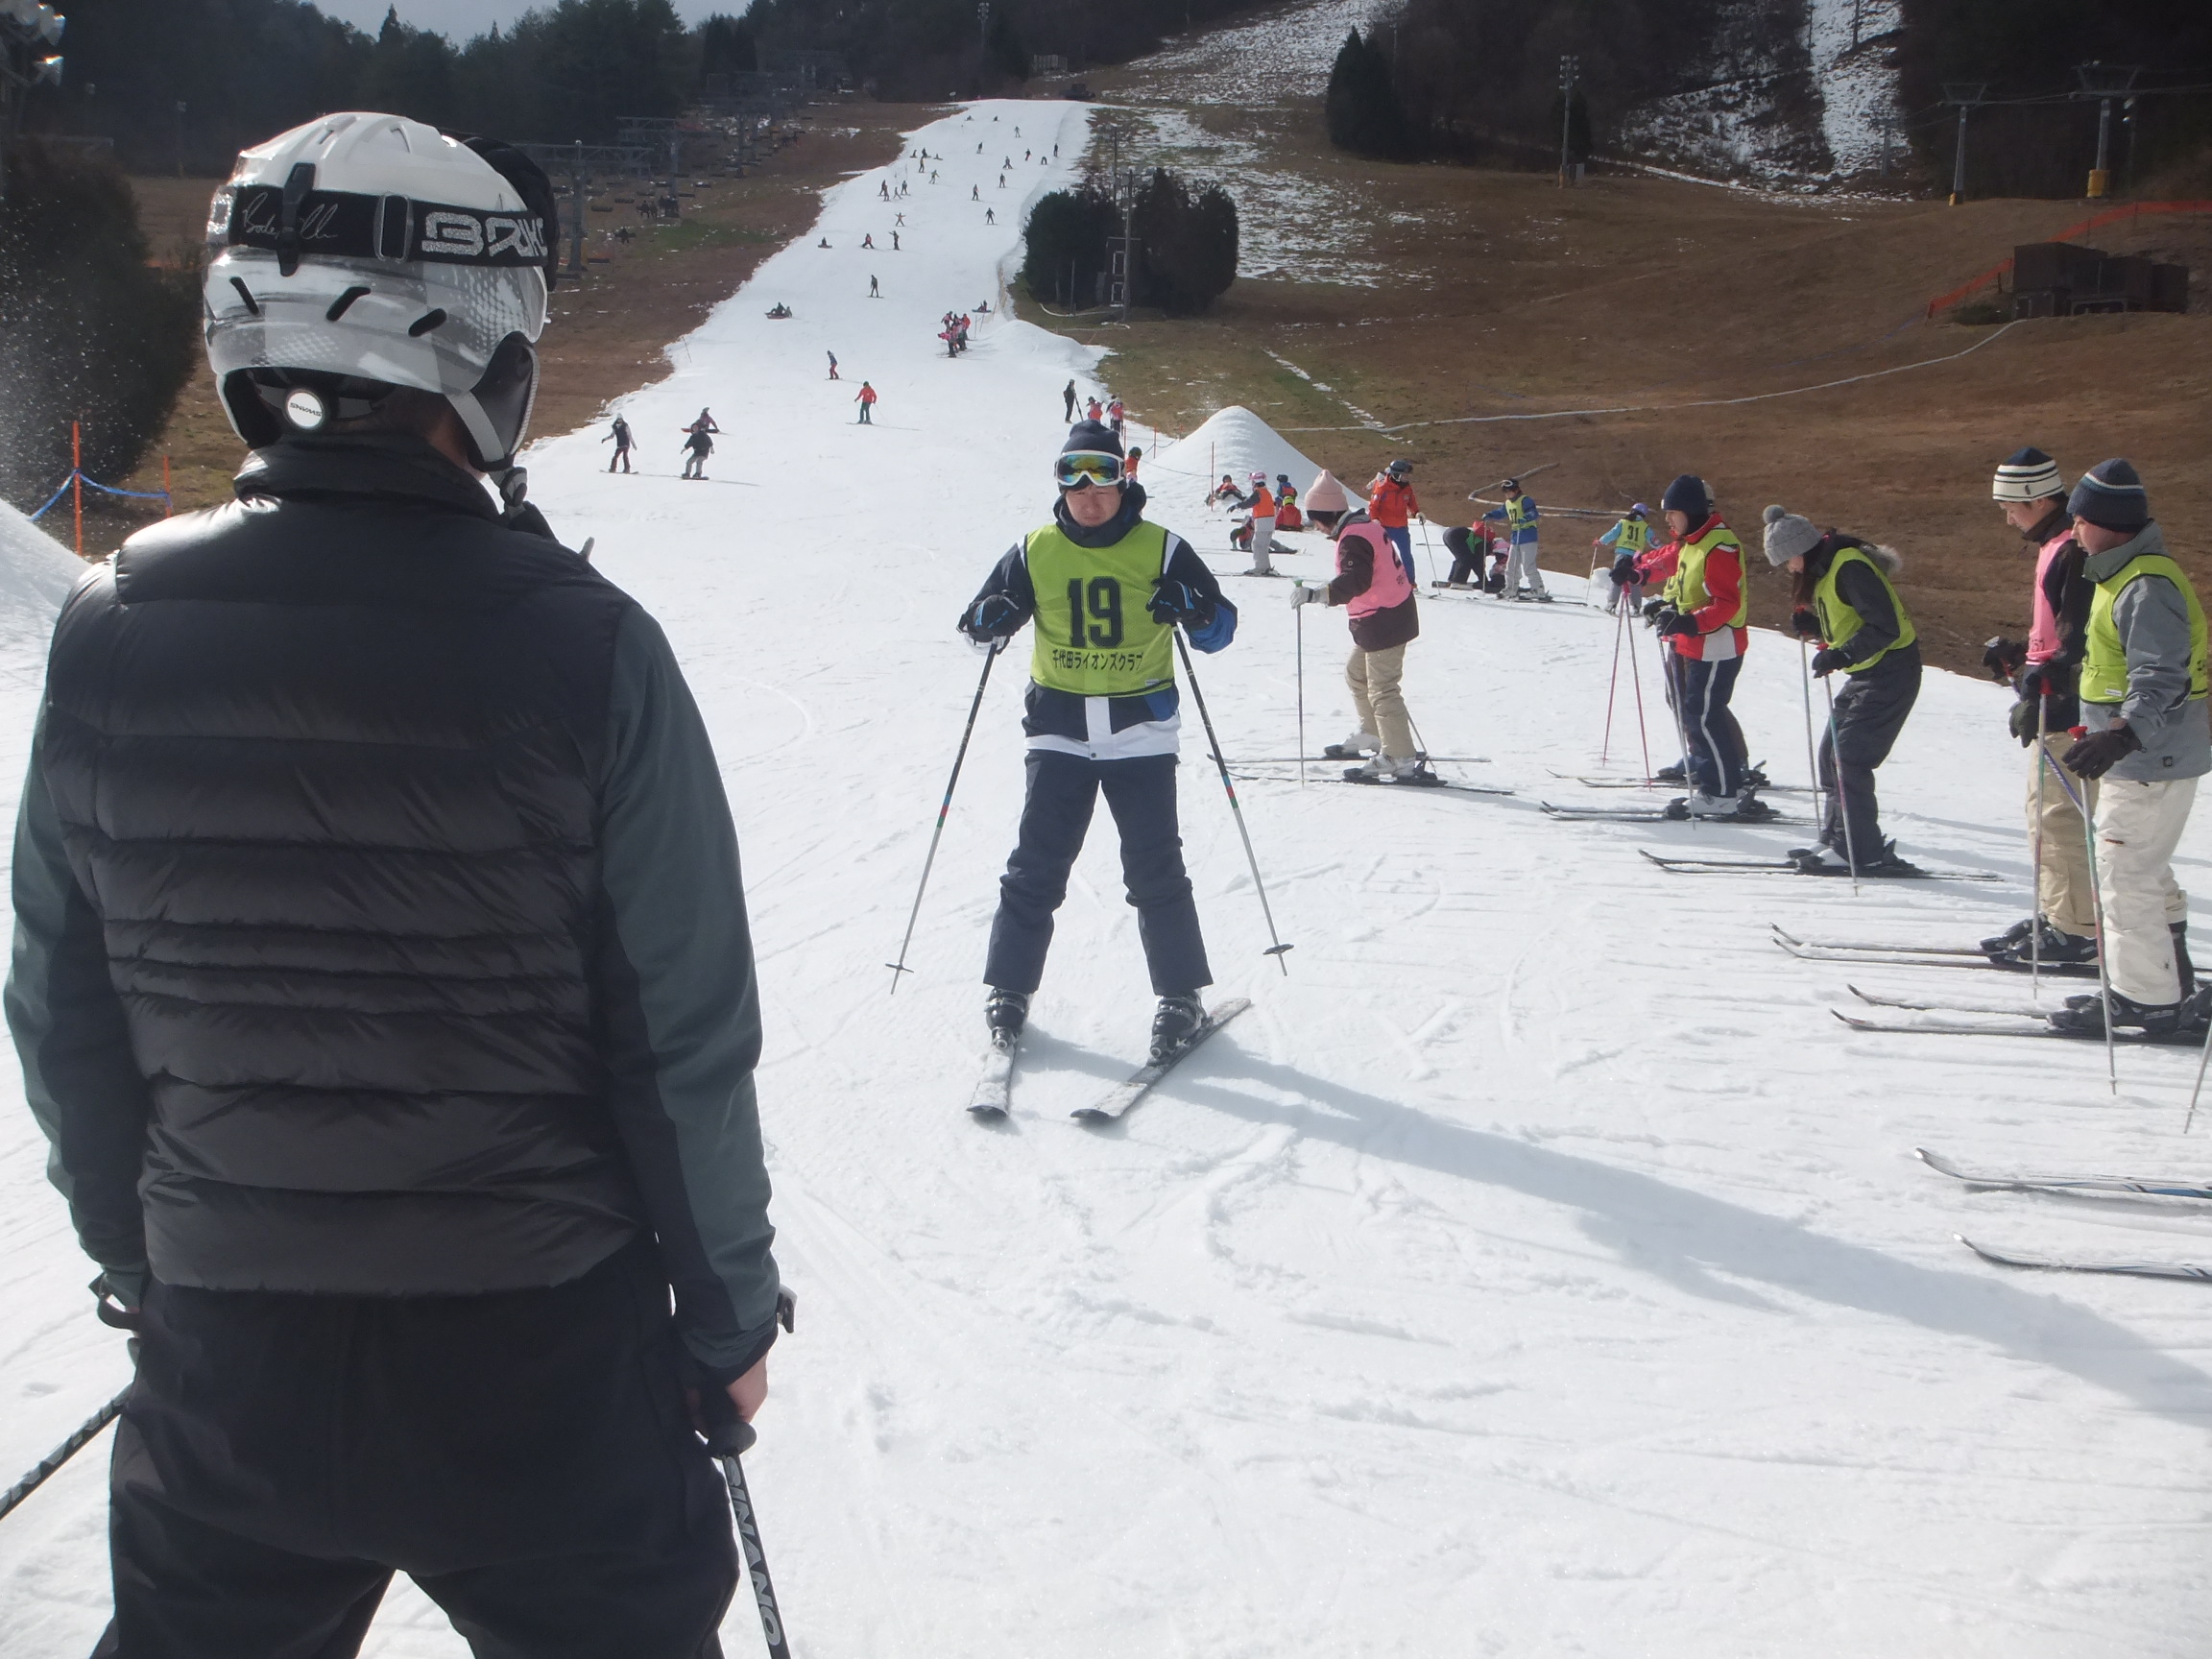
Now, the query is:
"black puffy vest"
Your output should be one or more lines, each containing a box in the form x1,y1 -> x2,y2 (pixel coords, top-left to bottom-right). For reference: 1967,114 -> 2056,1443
39,438 -> 647,1294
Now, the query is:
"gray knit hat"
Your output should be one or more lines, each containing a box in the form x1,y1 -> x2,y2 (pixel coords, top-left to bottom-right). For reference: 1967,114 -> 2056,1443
1762,504 -> 1821,566
1992,445 -> 2064,503
2067,458 -> 2149,533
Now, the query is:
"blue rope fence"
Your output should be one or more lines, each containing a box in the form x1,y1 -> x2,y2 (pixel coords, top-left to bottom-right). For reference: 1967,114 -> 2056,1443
27,470 -> 172,522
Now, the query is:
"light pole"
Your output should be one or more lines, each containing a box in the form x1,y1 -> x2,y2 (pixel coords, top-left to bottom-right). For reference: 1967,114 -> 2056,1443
1940,82 -> 1985,206
2073,62 -> 2141,199
1558,54 -> 1579,186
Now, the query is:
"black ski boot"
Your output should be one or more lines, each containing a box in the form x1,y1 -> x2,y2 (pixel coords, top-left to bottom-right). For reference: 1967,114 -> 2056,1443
1990,919 -> 2097,967
1149,992 -> 1206,1062
2176,921 -> 2196,996
2049,991 -> 2183,1037
985,987 -> 1029,1050
1653,761 -> 1686,784
1731,791 -> 1780,824
1980,916 -> 2039,956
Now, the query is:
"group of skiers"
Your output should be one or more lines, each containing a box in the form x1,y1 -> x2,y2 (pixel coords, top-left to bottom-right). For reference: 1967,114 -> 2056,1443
940,310 -> 974,356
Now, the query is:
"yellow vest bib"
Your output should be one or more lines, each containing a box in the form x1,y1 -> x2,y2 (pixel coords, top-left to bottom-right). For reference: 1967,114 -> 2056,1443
1613,517 -> 1649,555
1663,523 -> 1747,629
2082,552 -> 2210,705
1025,521 -> 1175,696
1812,543 -> 1916,673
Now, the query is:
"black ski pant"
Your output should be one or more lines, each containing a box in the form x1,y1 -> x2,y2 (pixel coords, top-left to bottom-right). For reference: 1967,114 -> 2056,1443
1675,651 -> 1746,798
985,748 -> 1212,997
1441,525 -> 1480,586
1817,643 -> 1921,859
99,1241 -> 738,1659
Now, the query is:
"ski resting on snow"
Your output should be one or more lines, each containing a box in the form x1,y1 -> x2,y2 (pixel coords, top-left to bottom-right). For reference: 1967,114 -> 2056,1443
1916,1147 -> 2212,1203
1640,850 -> 2002,880
967,999 -> 1253,1122
1830,1010 -> 2202,1044
1956,1237 -> 2212,1282
1540,802 -> 1810,825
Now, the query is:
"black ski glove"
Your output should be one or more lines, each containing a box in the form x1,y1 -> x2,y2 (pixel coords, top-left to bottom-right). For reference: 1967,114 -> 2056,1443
1609,562 -> 1637,588
1640,597 -> 1670,622
2061,725 -> 2141,781
1790,606 -> 1822,639
2008,699 -> 2040,746
1147,576 -> 1214,628
1983,637 -> 2026,684
958,592 -> 1023,641
1809,646 -> 1851,677
1655,610 -> 1700,639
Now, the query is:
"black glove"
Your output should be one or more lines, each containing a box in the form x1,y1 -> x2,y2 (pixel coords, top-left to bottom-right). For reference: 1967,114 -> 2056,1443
1640,597 -> 1668,621
1983,637 -> 2026,684
1809,646 -> 1851,677
1148,576 -> 1213,628
1609,562 -> 1637,588
1656,611 -> 1699,639
2062,725 -> 2141,781
1790,606 -> 1822,639
2008,698 -> 2040,746
958,592 -> 1023,640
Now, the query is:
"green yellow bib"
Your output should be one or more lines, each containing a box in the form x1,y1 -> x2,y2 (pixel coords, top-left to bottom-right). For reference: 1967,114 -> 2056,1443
1663,522 -> 1747,629
1025,520 -> 1175,697
1613,517 -> 1649,555
1812,543 -> 1915,673
2082,552 -> 2209,705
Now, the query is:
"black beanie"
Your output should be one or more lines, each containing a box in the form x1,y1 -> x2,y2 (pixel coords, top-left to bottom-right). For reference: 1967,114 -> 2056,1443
1660,473 -> 1711,520
1061,420 -> 1123,459
2067,458 -> 2149,534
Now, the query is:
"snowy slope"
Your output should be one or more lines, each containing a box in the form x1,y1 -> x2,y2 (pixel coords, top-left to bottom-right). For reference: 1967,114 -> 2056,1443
5,99 -> 2212,1658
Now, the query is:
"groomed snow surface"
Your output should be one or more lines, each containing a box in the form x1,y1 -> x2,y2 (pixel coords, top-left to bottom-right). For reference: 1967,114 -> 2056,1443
4,101 -> 2211,1657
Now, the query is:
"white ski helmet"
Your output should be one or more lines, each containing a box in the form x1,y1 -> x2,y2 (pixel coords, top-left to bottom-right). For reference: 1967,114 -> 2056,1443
204,111 -> 557,470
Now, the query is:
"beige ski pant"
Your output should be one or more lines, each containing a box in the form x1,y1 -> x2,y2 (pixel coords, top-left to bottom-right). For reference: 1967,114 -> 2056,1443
2093,775 -> 2195,1005
1347,644 -> 1414,759
2028,733 -> 2099,937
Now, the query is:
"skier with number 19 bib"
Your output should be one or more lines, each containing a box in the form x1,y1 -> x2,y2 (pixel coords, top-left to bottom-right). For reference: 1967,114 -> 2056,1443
955,421 -> 1238,1060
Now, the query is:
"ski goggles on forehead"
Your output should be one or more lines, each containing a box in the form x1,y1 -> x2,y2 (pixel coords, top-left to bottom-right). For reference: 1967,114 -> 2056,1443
1054,450 -> 1124,488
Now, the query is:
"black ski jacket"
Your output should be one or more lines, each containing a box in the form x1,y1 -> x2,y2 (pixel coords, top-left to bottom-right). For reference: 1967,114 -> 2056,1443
7,437 -> 780,1382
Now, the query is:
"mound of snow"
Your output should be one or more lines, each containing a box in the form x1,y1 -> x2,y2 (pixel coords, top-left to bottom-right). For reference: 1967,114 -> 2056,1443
0,496 -> 85,645
1142,403 -> 1322,517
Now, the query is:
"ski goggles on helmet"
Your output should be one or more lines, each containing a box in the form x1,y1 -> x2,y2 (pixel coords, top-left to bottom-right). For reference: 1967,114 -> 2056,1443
1054,451 -> 1125,489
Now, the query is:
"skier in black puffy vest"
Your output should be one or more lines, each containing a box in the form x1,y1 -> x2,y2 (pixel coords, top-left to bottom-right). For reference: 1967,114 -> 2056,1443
7,113 -> 779,1658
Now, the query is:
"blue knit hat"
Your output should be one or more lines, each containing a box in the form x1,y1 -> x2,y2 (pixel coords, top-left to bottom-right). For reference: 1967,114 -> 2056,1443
2067,458 -> 2149,533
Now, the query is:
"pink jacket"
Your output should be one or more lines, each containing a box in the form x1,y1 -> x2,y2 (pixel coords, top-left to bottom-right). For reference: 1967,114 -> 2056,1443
2027,524 -> 2075,664
1339,519 -> 1412,621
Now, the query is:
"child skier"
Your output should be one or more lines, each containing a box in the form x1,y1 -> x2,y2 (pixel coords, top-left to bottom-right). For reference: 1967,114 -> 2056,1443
956,421 -> 1238,1060
1594,504 -> 1651,613
1647,474 -> 1767,819
679,424 -> 712,479
855,381 -> 878,423
1292,508 -> 1436,785
1482,479 -> 1548,601
601,415 -> 633,473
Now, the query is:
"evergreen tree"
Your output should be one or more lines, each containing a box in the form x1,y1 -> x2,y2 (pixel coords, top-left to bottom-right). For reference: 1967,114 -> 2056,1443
1021,187 -> 1118,309
1325,28 -> 1407,159
1130,167 -> 1237,316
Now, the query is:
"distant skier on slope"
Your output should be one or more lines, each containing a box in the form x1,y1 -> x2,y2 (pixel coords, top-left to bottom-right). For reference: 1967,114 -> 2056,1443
1481,478 -> 1548,601
1242,471 -> 1279,576
1594,503 -> 1651,613
955,420 -> 1238,1060
1764,505 -> 1921,874
680,423 -> 713,478
602,414 -> 634,472
1366,459 -> 1419,586
1646,473 -> 1770,820
1293,506 -> 1437,784
855,380 -> 878,423
1063,379 -> 1078,421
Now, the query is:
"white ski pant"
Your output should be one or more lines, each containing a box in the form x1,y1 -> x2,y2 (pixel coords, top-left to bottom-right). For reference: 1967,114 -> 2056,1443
1504,539 -> 1545,595
1346,643 -> 1414,760
1247,516 -> 1276,575
2092,775 -> 2195,1005
2028,734 -> 2099,938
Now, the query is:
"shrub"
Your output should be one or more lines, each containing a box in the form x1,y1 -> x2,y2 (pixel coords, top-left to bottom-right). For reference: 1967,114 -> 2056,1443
1022,186 -> 1118,309
0,141 -> 200,512
1131,168 -> 1238,317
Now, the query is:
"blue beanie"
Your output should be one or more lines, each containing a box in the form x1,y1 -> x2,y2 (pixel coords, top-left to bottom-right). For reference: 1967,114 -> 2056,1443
1660,473 -> 1711,520
2067,458 -> 2149,533
1061,420 -> 1123,459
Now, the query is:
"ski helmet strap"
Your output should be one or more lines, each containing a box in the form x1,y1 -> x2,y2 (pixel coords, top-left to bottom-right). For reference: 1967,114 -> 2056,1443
276,162 -> 317,277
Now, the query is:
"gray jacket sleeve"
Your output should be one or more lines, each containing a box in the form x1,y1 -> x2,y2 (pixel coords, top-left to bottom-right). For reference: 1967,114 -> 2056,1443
595,606 -> 781,1382
2111,573 -> 2199,754
6,712 -> 156,1292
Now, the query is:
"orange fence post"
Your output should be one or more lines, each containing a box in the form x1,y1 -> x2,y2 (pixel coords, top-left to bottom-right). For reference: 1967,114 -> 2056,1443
71,421 -> 83,559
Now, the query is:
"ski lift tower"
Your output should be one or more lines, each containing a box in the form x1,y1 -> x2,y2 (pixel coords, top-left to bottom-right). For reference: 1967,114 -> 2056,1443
1940,83 -> 1986,206
2072,62 -> 2141,200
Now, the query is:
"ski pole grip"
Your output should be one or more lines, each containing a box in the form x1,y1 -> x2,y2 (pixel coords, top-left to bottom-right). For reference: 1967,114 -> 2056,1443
697,1379 -> 757,1459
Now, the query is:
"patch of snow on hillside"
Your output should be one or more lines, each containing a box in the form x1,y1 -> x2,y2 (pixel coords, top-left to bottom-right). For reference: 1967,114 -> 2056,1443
1807,0 -> 1905,176
1116,0 -> 1385,110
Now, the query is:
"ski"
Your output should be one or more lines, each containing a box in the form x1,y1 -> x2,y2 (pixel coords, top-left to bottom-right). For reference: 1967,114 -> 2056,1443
1770,926 -> 1985,956
1957,1237 -> 2212,1282
1641,850 -> 2000,881
1540,801 -> 1806,825
1341,777 -> 1513,796
1241,755 -> 1492,765
1832,1010 -> 2198,1044
1074,998 -> 1252,1123
1554,772 -> 1813,795
1847,984 -> 2046,1017
967,1038 -> 1018,1119
1917,1146 -> 2212,1203
1774,937 -> 2095,975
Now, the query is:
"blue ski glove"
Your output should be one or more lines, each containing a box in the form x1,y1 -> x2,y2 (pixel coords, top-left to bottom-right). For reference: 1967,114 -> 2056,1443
958,592 -> 1023,641
1148,576 -> 1214,628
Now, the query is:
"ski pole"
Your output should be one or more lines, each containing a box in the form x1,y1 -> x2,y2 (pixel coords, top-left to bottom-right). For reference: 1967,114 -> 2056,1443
698,1289 -> 797,1659
1174,628 -> 1292,973
887,638 -> 1003,992
2032,693 -> 2048,1002
1293,598 -> 1307,789
1821,675 -> 1861,897
1415,516 -> 1439,588
2187,1015 -> 2212,1134
1622,591 -> 1652,780
1798,637 -> 1823,830
2052,729 -> 2118,1096
0,1385 -> 129,1524
1599,594 -> 1626,765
